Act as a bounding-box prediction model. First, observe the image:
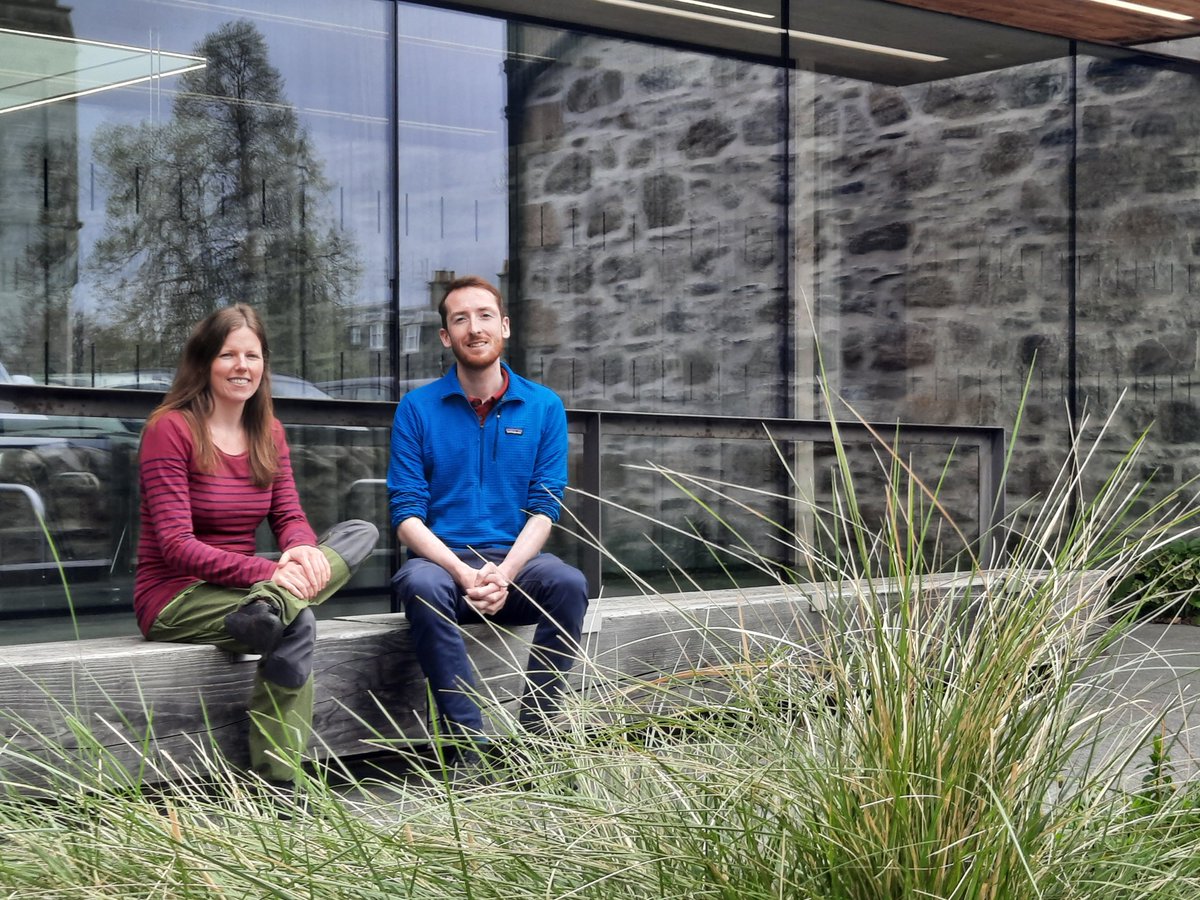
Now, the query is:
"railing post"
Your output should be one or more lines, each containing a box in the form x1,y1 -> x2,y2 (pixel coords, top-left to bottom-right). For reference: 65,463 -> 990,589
978,427 -> 1007,568
579,411 -> 603,594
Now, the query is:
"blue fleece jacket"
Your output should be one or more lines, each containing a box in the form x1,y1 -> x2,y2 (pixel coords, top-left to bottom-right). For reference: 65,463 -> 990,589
387,362 -> 568,549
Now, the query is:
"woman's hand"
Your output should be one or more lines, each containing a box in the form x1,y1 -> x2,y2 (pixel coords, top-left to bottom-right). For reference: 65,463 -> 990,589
276,544 -> 332,599
271,560 -> 317,599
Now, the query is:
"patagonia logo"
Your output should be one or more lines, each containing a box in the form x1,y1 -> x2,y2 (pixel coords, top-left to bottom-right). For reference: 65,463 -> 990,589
505,427 -> 524,435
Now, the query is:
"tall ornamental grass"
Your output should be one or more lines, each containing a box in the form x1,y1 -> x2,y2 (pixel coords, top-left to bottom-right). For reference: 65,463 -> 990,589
1,398 -> 1200,898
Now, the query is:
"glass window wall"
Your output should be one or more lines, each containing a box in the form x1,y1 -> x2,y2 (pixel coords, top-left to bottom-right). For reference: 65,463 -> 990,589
4,0 -> 1200,639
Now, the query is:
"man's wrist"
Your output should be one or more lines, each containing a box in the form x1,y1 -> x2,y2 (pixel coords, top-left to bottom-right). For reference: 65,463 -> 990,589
453,560 -> 477,588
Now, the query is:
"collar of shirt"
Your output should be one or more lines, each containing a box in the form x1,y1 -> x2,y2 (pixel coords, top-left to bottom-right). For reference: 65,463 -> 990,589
468,367 -> 510,423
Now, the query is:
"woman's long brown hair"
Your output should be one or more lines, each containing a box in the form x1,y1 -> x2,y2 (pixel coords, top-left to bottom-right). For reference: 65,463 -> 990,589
146,304 -> 278,487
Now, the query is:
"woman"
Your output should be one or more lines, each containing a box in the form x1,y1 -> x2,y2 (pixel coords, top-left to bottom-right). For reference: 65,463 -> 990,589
134,303 -> 377,788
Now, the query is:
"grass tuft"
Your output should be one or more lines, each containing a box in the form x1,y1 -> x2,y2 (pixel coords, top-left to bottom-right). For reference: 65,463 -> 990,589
1,396 -> 1199,898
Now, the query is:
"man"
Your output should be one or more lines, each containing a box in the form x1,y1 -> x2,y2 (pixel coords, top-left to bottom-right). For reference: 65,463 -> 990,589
387,275 -> 589,754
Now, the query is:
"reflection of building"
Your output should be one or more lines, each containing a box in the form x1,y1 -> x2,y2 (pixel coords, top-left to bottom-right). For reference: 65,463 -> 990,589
399,269 -> 450,374
353,265 -> 514,385
0,1 -> 79,382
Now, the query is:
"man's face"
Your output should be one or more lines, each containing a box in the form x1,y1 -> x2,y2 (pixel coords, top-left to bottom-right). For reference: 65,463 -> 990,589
440,286 -> 510,371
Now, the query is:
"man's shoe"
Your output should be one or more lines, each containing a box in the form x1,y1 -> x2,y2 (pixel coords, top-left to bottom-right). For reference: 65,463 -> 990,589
224,599 -> 284,655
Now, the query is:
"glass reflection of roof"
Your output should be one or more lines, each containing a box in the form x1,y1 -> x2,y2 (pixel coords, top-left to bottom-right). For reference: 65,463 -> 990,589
0,28 -> 204,115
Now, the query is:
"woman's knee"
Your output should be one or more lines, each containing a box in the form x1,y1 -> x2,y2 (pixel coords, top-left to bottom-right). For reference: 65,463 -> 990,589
320,519 -> 379,570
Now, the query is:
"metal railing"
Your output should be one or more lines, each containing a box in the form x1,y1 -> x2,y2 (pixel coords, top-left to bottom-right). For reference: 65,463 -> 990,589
0,383 -> 1007,595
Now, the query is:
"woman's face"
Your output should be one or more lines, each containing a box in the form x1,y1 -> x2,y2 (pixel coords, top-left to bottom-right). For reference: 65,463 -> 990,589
208,325 -> 264,411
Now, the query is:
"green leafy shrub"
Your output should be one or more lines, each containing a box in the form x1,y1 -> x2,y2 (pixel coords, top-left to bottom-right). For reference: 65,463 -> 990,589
1112,537 -> 1200,621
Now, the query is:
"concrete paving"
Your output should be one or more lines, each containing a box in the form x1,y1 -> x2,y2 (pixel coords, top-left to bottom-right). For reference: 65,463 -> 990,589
322,621 -> 1200,816
1081,622 -> 1200,788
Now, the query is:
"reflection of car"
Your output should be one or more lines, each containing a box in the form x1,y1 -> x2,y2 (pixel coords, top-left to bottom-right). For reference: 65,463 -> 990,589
317,377 -> 434,401
52,370 -> 175,391
270,374 -> 334,399
317,377 -> 392,401
52,370 -> 334,399
318,377 -> 392,401
0,413 -> 140,609
0,373 -> 349,615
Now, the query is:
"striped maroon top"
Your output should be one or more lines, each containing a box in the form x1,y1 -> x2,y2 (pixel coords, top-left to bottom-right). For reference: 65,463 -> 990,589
133,409 -> 317,636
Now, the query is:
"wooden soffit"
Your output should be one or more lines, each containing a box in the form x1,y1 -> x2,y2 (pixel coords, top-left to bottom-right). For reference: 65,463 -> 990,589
883,0 -> 1200,46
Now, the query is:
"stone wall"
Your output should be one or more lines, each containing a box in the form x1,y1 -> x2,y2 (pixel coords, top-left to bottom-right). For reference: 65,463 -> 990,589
508,33 -> 1200,575
507,39 -> 801,579
510,40 -> 789,418
816,53 -> 1200,511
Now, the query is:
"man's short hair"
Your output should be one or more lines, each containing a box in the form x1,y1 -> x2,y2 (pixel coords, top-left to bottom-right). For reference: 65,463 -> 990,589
439,276 -> 506,329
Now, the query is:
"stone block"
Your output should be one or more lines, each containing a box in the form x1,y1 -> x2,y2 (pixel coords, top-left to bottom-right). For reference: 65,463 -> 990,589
545,152 -> 592,194
870,323 -> 936,372
521,102 -> 564,145
980,132 -> 1034,177
921,83 -> 999,119
627,136 -> 655,169
906,274 -> 957,309
677,116 -> 736,159
941,125 -> 981,140
1132,112 -> 1176,139
1132,336 -> 1195,375
1158,400 -> 1200,443
1085,57 -> 1156,95
1144,155 -> 1196,194
587,196 -> 626,237
566,70 -> 624,113
1080,105 -> 1111,142
742,99 -> 786,146
1005,72 -> 1066,108
868,85 -> 910,126
638,65 -> 685,93
893,154 -> 942,192
1039,127 -> 1073,147
1017,333 -> 1061,369
642,173 -> 685,228
813,98 -> 840,137
555,260 -> 594,294
847,222 -> 911,255
519,202 -> 561,249
598,254 -> 643,285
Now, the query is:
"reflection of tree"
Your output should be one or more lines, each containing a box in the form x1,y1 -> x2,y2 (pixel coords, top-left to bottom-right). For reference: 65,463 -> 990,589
7,135 -> 79,382
89,20 -> 359,377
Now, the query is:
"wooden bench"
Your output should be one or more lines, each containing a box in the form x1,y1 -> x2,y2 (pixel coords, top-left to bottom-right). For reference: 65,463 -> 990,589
0,571 -> 1103,786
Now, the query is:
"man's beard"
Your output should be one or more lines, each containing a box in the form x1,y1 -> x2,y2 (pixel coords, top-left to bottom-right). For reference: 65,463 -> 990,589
453,335 -> 504,370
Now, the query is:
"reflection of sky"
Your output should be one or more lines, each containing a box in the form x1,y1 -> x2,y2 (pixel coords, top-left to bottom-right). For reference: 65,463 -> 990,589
397,6 -> 508,308
61,0 -> 507,316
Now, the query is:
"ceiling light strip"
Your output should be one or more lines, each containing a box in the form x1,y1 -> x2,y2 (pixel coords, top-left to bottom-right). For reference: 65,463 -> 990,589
589,0 -> 944,61
1084,0 -> 1193,20
589,0 -> 779,35
657,0 -> 775,20
788,30 -> 947,62
0,65 -> 207,116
